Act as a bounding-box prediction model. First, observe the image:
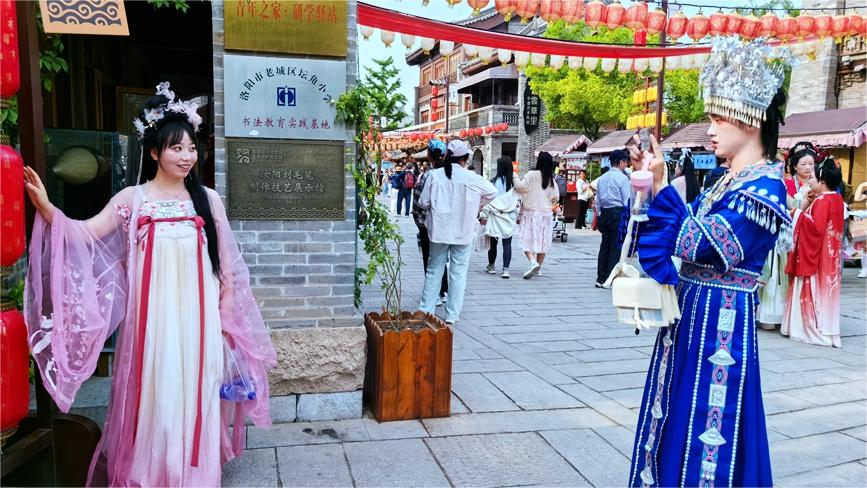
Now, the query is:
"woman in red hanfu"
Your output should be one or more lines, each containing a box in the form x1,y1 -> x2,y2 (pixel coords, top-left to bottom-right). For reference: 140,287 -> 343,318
23,83 -> 276,486
782,158 -> 845,347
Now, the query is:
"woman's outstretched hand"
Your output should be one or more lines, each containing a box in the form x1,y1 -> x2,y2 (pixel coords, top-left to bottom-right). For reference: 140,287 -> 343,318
23,166 -> 55,223
641,134 -> 666,195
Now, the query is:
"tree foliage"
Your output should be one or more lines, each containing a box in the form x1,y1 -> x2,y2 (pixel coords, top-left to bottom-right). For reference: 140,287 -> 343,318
664,70 -> 704,125
361,57 -> 410,130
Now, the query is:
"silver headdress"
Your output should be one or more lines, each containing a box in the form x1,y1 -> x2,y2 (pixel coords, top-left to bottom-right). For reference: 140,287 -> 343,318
699,36 -> 795,128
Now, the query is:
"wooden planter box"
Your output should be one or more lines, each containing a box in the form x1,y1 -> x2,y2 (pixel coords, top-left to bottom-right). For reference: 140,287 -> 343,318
363,311 -> 452,422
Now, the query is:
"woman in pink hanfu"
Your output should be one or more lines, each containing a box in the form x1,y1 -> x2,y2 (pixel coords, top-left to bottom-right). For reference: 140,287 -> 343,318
23,83 -> 277,486
782,158 -> 845,347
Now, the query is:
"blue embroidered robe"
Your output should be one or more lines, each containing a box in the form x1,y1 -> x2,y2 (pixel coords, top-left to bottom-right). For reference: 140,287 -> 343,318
629,162 -> 791,488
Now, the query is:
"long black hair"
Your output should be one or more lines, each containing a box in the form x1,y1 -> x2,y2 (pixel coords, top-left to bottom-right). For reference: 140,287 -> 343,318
492,155 -> 514,192
443,151 -> 468,179
138,95 -> 221,277
535,151 -> 555,190
760,88 -> 787,160
679,154 -> 701,203
816,157 -> 842,191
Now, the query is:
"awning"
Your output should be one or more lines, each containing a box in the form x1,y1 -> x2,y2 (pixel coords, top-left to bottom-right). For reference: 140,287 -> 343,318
536,133 -> 592,157
586,129 -> 637,155
660,122 -> 712,151
456,64 -> 519,93
778,106 -> 867,149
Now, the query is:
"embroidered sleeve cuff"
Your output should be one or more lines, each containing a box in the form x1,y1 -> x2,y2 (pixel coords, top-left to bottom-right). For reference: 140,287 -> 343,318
697,213 -> 744,270
674,216 -> 704,262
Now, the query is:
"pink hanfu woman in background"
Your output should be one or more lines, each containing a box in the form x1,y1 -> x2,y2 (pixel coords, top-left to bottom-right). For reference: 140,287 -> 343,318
23,83 -> 277,486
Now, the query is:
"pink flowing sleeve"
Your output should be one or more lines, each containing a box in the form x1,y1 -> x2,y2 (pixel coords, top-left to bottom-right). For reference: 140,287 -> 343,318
24,188 -> 134,412
208,190 -> 278,462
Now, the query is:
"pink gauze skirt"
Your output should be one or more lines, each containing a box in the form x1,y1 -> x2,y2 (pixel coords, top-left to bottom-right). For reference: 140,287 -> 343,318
519,209 -> 553,254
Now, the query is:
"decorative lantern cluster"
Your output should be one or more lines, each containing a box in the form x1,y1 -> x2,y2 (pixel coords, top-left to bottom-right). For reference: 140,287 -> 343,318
627,84 -> 667,130
0,0 -> 29,448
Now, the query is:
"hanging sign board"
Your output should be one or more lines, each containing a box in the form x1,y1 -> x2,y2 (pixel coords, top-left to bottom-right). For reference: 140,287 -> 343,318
39,0 -> 129,36
691,153 -> 718,170
225,0 -> 348,57
523,86 -> 541,134
224,54 -> 345,140
226,139 -> 345,220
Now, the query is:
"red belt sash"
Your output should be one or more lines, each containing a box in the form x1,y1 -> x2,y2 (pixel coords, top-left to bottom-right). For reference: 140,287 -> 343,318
134,215 -> 207,467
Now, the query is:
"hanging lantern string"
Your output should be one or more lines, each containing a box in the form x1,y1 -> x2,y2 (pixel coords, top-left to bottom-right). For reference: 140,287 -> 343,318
649,1 -> 866,13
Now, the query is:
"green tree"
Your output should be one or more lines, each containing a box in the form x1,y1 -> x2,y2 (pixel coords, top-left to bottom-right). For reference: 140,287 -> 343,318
665,70 -> 704,125
361,57 -> 410,131
734,0 -> 798,17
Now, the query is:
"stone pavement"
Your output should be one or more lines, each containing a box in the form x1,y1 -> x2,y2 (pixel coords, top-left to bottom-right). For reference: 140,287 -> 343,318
222,211 -> 867,487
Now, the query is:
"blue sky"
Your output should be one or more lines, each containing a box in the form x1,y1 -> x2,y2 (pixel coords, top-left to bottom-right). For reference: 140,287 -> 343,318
358,0 -> 738,118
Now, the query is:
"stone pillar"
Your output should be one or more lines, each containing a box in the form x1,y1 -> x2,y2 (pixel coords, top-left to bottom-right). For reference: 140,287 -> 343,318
517,73 -> 551,171
212,0 -> 365,422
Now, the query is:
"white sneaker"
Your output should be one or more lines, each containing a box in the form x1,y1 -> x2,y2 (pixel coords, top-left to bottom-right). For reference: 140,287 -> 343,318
485,264 -> 496,274
436,296 -> 446,307
445,318 -> 459,325
523,261 -> 541,279
501,268 -> 510,279
858,270 -> 867,279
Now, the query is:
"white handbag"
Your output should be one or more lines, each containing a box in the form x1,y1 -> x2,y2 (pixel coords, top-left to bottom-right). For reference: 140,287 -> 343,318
603,215 -> 681,330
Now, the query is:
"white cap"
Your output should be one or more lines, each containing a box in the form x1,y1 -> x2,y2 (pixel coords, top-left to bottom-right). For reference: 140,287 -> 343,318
447,139 -> 470,158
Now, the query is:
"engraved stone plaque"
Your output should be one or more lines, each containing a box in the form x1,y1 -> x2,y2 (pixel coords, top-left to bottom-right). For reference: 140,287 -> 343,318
226,138 -> 345,220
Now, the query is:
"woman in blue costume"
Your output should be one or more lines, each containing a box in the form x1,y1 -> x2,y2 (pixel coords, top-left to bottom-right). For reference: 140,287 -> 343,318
628,37 -> 794,488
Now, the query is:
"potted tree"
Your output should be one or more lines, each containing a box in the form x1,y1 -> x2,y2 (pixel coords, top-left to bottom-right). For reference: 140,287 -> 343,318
335,62 -> 452,422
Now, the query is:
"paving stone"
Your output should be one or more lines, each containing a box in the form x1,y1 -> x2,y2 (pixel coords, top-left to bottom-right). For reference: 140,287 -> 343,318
770,432 -> 867,478
421,408 -> 614,437
603,387 -> 645,409
556,358 -> 651,378
475,348 -> 504,359
362,417 -> 429,440
296,390 -> 362,421
580,335 -> 656,349
450,393 -> 470,414
452,330 -> 486,350
592,425 -> 637,457
568,348 -> 650,363
426,433 -> 588,487
222,448 -> 279,487
343,439 -> 449,487
484,371 -> 582,410
517,340 -> 591,352
767,402 -> 867,438
452,373 -> 520,413
775,461 -> 867,488
762,357 -> 847,374
452,348 -> 482,360
267,394 -> 297,424
760,391 -> 816,416
497,331 -> 584,343
277,444 -> 353,487
541,429 -> 631,488
842,426 -> 867,441
531,351 -> 578,365
452,358 -> 524,374
578,372 -> 649,392
247,419 -> 369,448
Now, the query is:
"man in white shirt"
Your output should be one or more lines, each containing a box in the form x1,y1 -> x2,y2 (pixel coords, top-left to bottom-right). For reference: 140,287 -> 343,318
575,170 -> 592,229
418,140 -> 497,324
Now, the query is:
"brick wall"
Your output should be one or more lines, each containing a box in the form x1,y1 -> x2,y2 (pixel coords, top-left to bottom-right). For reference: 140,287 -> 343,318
211,0 -> 360,330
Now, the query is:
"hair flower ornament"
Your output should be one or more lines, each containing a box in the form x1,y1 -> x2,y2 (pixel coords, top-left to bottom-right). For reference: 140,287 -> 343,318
133,81 -> 202,139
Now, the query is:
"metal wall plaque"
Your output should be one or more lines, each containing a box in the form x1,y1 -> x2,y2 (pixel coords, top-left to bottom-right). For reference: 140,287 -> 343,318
226,139 -> 345,220
225,0 -> 348,57
224,54 -> 345,140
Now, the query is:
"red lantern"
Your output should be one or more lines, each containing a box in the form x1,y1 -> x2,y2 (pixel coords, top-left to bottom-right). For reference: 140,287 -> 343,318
495,0 -> 518,22
560,0 -> 584,24
515,0 -> 539,23
739,14 -> 761,40
812,14 -> 832,38
846,13 -> 862,37
777,15 -> 797,42
667,11 -> 688,40
861,15 -> 867,37
0,145 -> 24,267
634,29 -> 647,46
484,126 -> 493,134
726,12 -> 744,36
832,15 -> 850,39
0,0 -> 20,98
1,308 -> 30,437
475,127 -> 484,136
796,15 -> 815,39
646,8 -> 666,35
431,98 -> 439,109
431,111 -> 438,122
540,0 -> 561,22
624,1 -> 648,31
584,0 -> 606,29
687,12 -> 710,42
605,0 -> 625,30
468,0 -> 490,16
431,85 -> 439,97
708,10 -> 728,37
460,128 -> 468,138
759,13 -> 778,38
409,133 -> 418,141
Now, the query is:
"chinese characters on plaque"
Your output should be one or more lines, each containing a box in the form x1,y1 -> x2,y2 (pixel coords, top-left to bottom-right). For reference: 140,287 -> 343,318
224,54 -> 345,140
227,139 -> 345,220
225,0 -> 348,57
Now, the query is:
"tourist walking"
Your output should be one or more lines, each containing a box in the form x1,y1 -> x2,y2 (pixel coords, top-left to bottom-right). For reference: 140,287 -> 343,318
513,151 -> 560,279
782,158 -> 845,347
575,170 -> 592,229
413,139 -> 449,305
389,165 -> 402,214
396,163 -> 415,217
418,140 -> 497,324
594,149 -> 630,287
481,156 -> 520,279
629,37 -> 792,487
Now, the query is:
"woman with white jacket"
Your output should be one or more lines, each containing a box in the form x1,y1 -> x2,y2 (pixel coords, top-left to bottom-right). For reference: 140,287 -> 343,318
481,156 -> 520,278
